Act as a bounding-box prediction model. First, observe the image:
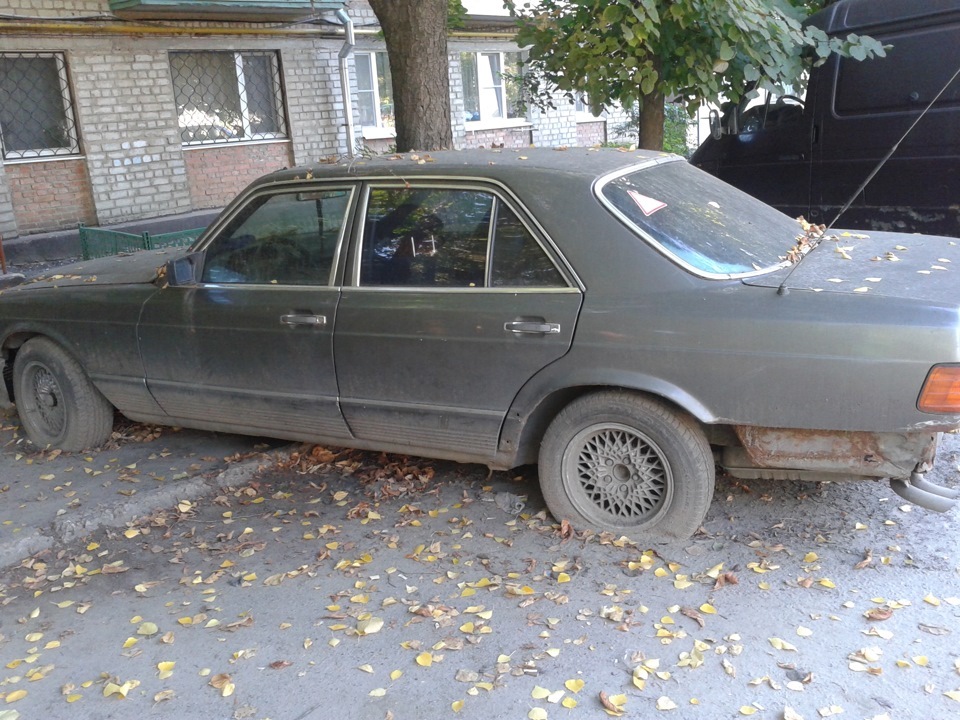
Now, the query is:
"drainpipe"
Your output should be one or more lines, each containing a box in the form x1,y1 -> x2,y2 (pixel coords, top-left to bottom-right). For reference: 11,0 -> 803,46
335,7 -> 356,158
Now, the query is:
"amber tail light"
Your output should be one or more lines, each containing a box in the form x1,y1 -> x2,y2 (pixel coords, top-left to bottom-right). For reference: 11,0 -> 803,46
918,364 -> 960,413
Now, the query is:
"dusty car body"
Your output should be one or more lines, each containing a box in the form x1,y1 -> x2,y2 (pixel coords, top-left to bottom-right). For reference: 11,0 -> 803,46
1,148 -> 958,538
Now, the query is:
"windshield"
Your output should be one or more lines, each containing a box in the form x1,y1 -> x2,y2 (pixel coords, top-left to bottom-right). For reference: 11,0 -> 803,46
596,159 -> 802,278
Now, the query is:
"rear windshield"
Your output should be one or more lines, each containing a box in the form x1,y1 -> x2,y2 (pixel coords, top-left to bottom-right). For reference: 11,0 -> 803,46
597,160 -> 801,277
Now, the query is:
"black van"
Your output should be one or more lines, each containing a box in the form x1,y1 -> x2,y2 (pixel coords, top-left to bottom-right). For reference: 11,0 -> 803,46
689,0 -> 960,237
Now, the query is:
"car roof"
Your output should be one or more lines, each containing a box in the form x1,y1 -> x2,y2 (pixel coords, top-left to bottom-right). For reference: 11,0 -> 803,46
253,147 -> 678,188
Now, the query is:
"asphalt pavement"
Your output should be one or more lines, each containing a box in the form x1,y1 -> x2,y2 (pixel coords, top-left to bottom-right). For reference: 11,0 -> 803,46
0,414 -> 278,568
0,415 -> 958,720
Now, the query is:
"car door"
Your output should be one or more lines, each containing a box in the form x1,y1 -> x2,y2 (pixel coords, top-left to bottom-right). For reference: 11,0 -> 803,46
137,184 -> 355,441
334,182 -> 583,461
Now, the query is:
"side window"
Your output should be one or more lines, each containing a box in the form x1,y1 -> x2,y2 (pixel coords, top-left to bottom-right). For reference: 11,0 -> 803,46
202,188 -> 351,285
835,26 -> 960,115
360,188 -> 491,287
490,204 -> 566,287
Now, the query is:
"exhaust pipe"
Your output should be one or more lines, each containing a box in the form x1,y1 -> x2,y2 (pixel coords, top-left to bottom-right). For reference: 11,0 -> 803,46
890,471 -> 958,513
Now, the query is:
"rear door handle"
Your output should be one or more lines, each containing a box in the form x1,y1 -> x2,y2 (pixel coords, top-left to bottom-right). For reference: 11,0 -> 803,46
280,314 -> 327,327
504,321 -> 560,335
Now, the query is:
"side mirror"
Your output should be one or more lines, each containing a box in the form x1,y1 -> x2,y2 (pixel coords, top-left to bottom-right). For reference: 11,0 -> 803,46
164,251 -> 203,287
709,108 -> 723,140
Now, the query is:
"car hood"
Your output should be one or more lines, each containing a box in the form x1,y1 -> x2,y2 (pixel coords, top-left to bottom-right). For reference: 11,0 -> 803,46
744,229 -> 960,304
3,248 -> 182,292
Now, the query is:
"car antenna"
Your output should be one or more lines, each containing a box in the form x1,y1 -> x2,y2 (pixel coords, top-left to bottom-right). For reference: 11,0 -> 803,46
777,60 -> 960,297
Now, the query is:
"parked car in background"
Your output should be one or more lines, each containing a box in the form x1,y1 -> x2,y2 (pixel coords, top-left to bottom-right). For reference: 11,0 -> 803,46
690,0 -> 960,237
1,148 -> 958,539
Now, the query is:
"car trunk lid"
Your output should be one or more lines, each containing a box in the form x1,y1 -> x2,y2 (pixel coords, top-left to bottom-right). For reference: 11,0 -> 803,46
744,229 -> 960,303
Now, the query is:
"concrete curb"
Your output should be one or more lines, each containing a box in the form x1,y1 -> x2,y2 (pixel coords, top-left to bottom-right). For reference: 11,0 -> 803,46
0,454 -> 271,570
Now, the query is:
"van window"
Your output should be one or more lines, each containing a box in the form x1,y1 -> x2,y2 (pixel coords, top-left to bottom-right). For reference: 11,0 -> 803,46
835,25 -> 960,115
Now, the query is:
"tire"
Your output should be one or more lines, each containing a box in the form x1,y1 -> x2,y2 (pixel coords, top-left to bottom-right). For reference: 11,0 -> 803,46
538,391 -> 714,540
13,337 -> 114,452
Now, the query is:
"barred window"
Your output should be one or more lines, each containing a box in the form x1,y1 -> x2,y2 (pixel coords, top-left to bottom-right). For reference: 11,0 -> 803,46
0,52 -> 80,159
170,50 -> 287,145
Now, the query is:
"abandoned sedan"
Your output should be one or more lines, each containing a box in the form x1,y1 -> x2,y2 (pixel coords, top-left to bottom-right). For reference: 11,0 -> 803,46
1,149 -> 959,539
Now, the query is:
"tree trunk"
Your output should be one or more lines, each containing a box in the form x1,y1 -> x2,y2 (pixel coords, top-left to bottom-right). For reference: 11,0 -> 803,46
637,54 -> 665,151
368,0 -> 453,152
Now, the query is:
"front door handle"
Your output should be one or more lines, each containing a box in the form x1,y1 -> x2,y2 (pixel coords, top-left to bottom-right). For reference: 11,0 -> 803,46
504,321 -> 561,335
280,314 -> 327,327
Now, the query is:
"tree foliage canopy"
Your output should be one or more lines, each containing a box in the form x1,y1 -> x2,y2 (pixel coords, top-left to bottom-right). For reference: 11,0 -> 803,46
507,0 -> 886,147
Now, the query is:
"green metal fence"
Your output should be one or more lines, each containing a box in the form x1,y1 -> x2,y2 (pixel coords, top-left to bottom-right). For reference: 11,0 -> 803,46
78,224 -> 206,260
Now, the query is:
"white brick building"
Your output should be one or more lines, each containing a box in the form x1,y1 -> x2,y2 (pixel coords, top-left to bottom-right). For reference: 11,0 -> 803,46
0,0 -> 620,240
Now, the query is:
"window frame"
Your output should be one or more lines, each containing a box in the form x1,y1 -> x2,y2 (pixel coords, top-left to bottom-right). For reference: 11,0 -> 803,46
349,180 -> 575,291
460,50 -> 527,129
354,50 -> 395,138
0,51 -> 81,160
196,183 -> 356,288
170,49 -> 288,147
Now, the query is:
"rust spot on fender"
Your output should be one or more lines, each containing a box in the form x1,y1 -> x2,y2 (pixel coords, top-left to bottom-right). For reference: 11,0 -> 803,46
733,425 -> 939,479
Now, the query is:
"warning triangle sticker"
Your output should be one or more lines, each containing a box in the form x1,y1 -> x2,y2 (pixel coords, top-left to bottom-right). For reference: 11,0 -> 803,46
627,189 -> 667,216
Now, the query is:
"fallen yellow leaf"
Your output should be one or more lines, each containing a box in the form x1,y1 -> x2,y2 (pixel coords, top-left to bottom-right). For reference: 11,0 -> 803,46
654,695 -> 675,711
565,678 -> 584,693
415,652 -> 433,667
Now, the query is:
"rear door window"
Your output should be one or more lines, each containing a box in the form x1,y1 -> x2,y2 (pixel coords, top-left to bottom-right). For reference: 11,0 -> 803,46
358,185 -> 568,288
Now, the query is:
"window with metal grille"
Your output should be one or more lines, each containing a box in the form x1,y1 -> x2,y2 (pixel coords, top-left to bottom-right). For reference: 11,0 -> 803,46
170,50 -> 287,145
0,52 -> 80,160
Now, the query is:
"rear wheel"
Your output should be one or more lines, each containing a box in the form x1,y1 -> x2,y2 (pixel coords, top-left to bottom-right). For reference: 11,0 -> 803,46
538,391 -> 714,539
13,337 -> 114,451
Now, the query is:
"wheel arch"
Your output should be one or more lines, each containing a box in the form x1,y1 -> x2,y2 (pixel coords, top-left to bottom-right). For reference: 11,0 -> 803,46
501,370 -> 720,467
0,330 -> 45,406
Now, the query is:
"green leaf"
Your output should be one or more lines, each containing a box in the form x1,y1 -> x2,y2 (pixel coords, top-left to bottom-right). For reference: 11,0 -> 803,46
719,41 -> 736,62
602,4 -> 623,24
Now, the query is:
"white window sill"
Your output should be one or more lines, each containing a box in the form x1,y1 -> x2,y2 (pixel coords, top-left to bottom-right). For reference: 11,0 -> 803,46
182,137 -> 290,150
464,119 -> 532,132
576,114 -> 605,123
361,127 -> 396,141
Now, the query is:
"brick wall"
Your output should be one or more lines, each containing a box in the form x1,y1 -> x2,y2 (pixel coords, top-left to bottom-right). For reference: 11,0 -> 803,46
577,120 -> 607,146
4,159 -> 97,234
69,43 -> 194,224
184,142 -> 294,209
463,126 -> 532,149
3,0 -> 102,16
0,164 -> 16,238
285,46 -> 355,164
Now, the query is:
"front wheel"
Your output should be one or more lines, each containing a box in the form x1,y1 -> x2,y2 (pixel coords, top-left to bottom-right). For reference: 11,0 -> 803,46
13,337 -> 114,452
538,391 -> 714,539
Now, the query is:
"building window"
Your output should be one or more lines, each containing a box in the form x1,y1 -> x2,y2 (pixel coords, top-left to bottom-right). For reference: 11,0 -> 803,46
0,52 -> 80,160
170,50 -> 287,145
355,51 -> 394,131
461,51 -> 523,124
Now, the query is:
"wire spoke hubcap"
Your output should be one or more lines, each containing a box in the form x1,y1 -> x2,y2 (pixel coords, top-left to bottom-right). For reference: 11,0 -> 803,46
28,366 -> 66,436
564,423 -> 671,525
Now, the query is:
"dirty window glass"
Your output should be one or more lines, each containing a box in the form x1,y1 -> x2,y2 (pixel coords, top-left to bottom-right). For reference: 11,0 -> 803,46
202,188 -> 351,285
360,188 -> 491,287
490,203 -> 565,287
599,160 -> 799,277
836,26 -> 960,115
